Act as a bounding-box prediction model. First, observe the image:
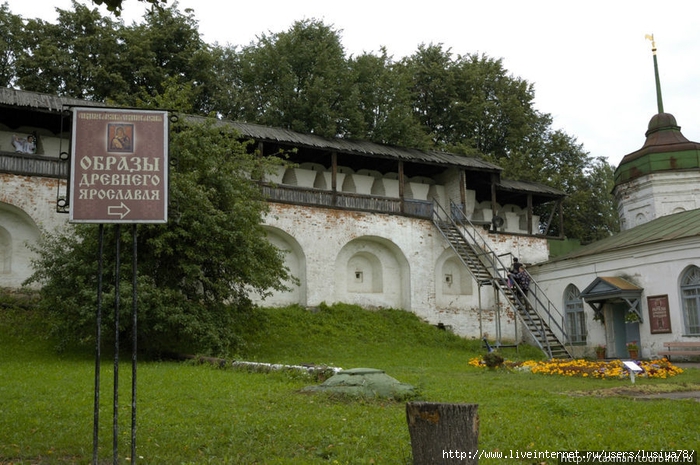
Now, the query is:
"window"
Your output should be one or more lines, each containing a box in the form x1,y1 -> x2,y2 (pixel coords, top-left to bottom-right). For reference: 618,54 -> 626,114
565,285 -> 586,343
681,266 -> 700,335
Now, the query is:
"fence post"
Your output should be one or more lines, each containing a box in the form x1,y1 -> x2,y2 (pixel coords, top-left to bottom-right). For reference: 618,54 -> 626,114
406,402 -> 479,464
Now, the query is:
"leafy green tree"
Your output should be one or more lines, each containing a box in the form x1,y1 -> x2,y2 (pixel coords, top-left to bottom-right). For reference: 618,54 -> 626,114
91,0 -> 167,16
12,2 -> 216,113
399,44 -> 456,148
399,45 -> 547,158
349,49 -> 430,148
221,19 -> 362,138
397,44 -> 619,240
14,1 -> 124,100
495,129 -> 619,242
26,116 -> 292,355
117,4 -> 217,113
562,156 -> 619,243
0,2 -> 23,87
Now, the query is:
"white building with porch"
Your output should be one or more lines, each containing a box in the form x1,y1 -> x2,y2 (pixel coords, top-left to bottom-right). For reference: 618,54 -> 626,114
529,45 -> 700,359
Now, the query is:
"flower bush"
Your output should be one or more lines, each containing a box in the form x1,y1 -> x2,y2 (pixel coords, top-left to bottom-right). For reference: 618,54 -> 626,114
468,356 -> 683,379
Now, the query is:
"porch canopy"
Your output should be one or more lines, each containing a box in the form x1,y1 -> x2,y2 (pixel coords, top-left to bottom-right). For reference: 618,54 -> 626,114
580,277 -> 644,323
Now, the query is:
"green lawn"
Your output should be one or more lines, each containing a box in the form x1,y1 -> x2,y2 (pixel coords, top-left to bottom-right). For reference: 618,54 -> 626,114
1,302 -> 699,464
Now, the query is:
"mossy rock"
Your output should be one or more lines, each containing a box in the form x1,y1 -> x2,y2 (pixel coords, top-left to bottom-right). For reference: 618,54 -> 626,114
301,367 -> 416,399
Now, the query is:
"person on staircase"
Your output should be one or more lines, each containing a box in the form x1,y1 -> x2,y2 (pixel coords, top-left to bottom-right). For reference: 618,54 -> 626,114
510,264 -> 531,296
507,258 -> 520,287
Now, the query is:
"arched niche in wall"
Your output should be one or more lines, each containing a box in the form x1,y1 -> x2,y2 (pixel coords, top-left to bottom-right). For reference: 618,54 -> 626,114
435,248 -> 474,308
0,227 -> 11,273
635,212 -> 647,227
0,202 -> 41,288
334,236 -> 410,310
260,226 -> 307,307
347,251 -> 383,293
439,256 -> 473,296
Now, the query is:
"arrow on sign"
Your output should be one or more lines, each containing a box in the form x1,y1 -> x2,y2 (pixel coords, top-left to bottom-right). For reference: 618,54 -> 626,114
108,202 -> 131,219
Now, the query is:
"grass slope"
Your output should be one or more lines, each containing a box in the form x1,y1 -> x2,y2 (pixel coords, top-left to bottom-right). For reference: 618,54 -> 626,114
1,301 -> 698,464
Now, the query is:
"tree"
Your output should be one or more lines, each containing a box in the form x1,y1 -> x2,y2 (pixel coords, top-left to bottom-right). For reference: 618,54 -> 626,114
399,45 -> 547,158
348,49 -> 430,148
14,1 -> 124,100
399,44 -> 456,149
12,2 -> 217,113
221,19 -> 362,138
0,2 -> 23,87
26,115 -> 293,355
91,0 -> 167,16
397,45 -> 619,240
118,4 -> 218,113
496,129 -> 619,242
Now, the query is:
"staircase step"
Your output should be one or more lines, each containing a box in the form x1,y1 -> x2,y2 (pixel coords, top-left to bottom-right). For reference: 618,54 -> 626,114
435,217 -> 572,359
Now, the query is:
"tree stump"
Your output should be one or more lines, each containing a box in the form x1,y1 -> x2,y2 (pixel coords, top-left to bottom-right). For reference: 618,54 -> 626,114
406,402 -> 479,464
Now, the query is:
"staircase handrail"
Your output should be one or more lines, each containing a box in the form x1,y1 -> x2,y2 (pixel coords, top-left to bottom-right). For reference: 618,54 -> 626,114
437,201 -> 573,357
447,201 -> 570,349
431,202 -> 551,355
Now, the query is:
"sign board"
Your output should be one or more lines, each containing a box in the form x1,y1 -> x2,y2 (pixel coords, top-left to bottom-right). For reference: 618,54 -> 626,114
647,295 -> 672,334
622,361 -> 643,372
623,360 -> 644,384
69,107 -> 169,223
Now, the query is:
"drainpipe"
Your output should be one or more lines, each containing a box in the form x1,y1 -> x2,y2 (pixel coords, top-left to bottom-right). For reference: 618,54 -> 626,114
527,194 -> 533,235
490,172 -> 498,220
331,152 -> 338,206
460,169 -> 467,219
399,161 -> 405,213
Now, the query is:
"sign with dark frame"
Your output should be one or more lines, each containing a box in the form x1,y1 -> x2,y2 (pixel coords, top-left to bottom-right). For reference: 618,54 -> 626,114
69,107 -> 168,224
647,295 -> 672,334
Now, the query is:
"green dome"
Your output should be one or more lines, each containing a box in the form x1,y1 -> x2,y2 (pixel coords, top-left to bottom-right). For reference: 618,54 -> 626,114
614,113 -> 700,185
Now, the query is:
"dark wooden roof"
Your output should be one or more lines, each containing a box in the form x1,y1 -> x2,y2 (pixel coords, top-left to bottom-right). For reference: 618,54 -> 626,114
498,179 -> 565,199
0,87 -> 104,112
1,88 -> 564,199
197,117 -> 503,173
0,88 -> 500,172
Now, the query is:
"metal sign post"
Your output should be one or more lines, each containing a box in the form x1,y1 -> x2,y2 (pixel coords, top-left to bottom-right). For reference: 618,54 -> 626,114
67,106 -> 169,465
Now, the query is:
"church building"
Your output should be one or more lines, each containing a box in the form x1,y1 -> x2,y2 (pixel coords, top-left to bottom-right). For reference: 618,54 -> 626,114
529,39 -> 700,359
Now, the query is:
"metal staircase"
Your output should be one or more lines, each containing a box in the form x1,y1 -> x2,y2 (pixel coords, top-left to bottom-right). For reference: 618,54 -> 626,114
433,201 -> 572,359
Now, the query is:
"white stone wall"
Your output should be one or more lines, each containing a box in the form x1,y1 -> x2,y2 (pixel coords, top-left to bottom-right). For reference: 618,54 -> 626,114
0,173 -> 68,287
615,171 -> 700,230
257,202 -> 550,340
0,168 -> 552,342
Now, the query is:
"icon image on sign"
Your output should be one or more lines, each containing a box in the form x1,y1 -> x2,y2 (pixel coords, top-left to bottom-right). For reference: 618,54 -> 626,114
108,123 -> 134,153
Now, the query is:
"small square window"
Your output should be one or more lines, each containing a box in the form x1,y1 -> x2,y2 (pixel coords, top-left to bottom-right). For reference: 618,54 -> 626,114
445,274 -> 453,285
355,271 -> 363,283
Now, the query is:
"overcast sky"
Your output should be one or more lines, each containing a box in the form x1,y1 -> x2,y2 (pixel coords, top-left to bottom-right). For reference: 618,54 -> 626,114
7,0 -> 700,167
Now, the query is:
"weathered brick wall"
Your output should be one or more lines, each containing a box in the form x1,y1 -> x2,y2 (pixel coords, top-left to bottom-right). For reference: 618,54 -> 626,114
0,173 -> 68,287
0,173 -> 551,342
259,203 -> 549,340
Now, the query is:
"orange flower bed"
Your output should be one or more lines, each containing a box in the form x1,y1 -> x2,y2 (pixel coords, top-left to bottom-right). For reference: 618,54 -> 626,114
468,357 -> 683,379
